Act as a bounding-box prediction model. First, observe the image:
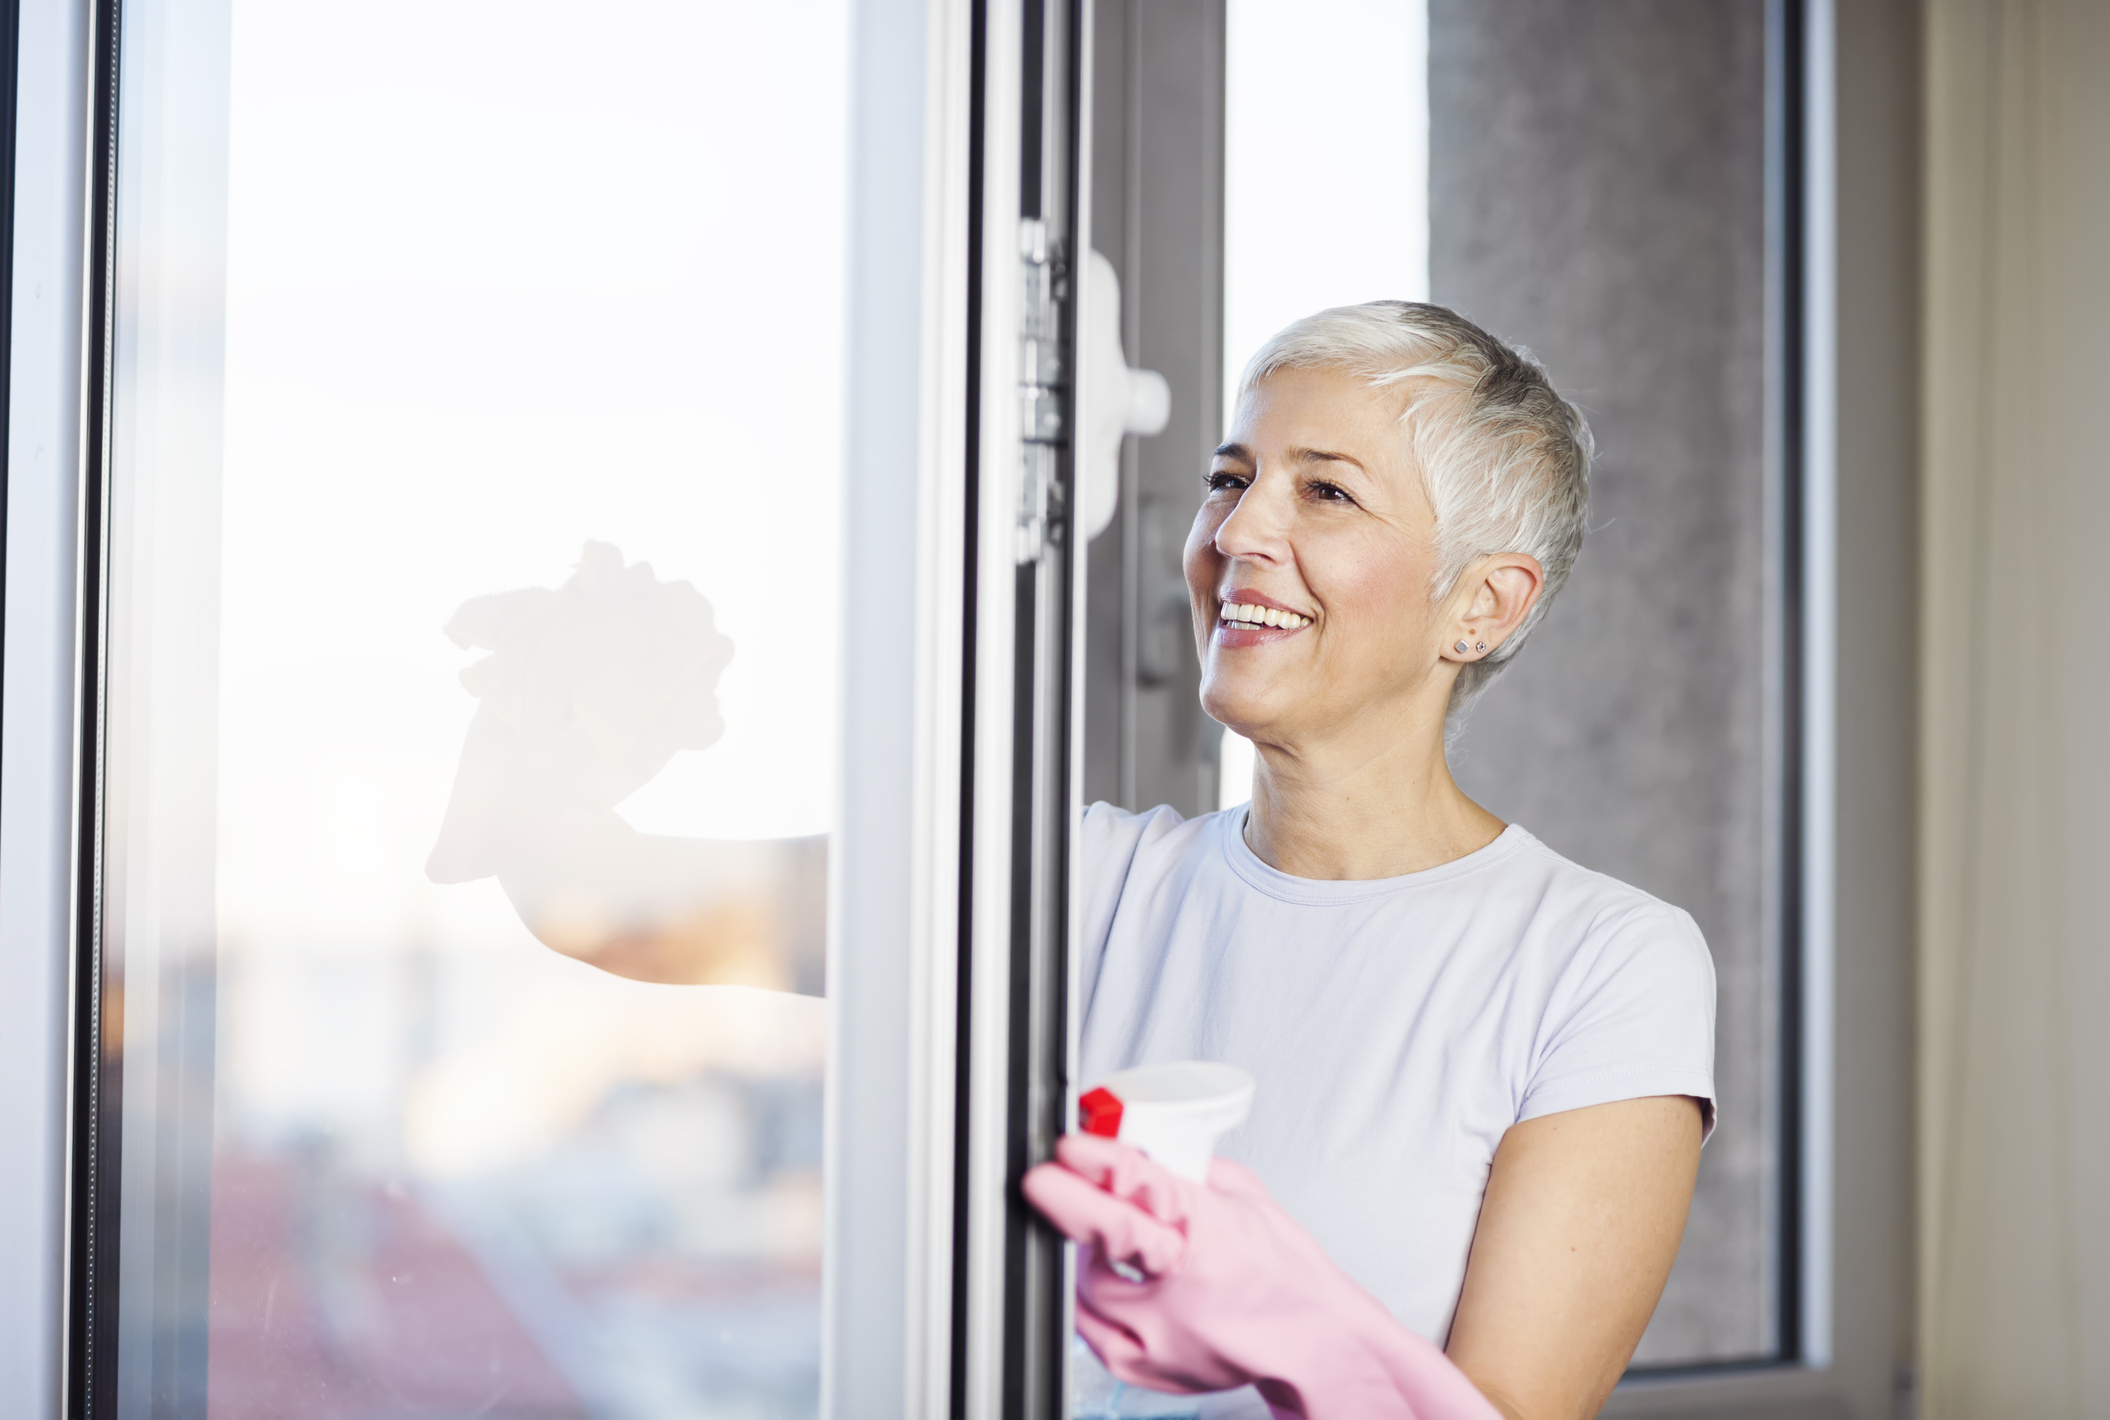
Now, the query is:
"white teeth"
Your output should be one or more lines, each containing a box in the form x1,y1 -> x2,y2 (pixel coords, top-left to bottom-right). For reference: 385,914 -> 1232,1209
1218,601 -> 1311,629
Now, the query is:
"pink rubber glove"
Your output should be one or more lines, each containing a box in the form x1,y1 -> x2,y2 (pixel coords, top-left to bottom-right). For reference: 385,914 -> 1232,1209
1022,1134 -> 1503,1420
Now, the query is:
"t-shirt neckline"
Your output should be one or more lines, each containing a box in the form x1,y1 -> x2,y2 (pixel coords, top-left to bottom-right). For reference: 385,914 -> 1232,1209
1218,809 -> 1534,905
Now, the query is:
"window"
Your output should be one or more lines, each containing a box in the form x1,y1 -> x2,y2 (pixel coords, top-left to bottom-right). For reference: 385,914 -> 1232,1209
0,0 -> 1917,1414
85,1 -> 857,1413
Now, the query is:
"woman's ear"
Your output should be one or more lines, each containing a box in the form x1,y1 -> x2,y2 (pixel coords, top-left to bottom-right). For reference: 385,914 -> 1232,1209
1439,554 -> 1545,663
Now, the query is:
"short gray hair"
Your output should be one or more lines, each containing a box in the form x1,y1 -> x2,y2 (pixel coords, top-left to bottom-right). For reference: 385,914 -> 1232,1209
1237,300 -> 1593,731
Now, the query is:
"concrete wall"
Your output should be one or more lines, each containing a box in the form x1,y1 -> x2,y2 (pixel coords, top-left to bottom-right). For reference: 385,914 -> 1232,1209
1429,0 -> 1777,1364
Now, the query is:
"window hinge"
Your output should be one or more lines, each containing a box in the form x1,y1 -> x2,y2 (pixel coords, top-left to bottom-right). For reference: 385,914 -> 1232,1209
1017,217 -> 1068,563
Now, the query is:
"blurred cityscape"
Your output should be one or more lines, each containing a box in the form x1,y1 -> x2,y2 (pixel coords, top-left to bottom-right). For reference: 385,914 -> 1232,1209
203,929 -> 825,1420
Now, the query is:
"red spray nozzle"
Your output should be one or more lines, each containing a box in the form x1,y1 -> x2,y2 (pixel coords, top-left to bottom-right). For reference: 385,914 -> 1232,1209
1079,1086 -> 1124,1138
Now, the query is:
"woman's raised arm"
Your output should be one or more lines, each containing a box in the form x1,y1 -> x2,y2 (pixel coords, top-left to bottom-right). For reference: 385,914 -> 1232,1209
425,543 -> 826,991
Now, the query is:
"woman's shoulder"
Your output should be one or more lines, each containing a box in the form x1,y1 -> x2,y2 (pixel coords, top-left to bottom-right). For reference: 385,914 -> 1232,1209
1488,828 -> 1717,1010
1497,830 -> 1718,1132
1076,801 -> 1247,929
1078,799 -> 1231,883
1074,802 -> 1234,997
1499,827 -> 1707,941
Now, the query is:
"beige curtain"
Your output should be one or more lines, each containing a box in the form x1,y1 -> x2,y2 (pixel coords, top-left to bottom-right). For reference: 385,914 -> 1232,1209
1919,1 -> 2110,1416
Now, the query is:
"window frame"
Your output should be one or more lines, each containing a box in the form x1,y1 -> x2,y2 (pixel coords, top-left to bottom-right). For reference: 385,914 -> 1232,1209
0,0 -> 87,1416
23,0 -> 1024,1415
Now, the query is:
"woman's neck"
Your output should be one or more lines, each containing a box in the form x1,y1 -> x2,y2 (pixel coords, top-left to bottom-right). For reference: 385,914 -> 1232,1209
1241,712 -> 1507,881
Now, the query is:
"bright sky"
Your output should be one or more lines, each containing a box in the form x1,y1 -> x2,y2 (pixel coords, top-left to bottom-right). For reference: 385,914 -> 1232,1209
1223,0 -> 1430,411
208,0 -> 847,1149
217,0 -> 849,951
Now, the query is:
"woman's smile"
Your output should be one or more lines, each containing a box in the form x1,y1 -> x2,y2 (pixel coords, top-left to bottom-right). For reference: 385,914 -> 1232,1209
1215,589 -> 1314,645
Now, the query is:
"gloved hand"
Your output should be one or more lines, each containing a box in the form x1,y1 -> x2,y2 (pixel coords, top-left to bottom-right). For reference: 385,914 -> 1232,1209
427,540 -> 734,883
1022,1134 -> 1503,1420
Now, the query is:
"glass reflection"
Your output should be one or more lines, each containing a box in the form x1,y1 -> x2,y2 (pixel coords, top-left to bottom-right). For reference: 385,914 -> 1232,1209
103,0 -> 850,1414
425,542 -> 825,993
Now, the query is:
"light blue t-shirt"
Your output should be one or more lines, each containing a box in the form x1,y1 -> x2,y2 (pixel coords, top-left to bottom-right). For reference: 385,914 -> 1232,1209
1072,803 -> 1716,1417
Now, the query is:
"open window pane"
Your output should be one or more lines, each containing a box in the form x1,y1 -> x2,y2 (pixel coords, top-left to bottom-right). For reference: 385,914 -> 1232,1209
92,0 -> 860,1414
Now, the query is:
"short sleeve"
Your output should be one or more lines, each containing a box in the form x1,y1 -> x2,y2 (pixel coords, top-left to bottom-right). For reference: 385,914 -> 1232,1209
1518,905 -> 1718,1140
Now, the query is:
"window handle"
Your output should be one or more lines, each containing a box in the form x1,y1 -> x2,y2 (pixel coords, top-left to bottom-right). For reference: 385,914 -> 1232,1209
1076,249 -> 1171,541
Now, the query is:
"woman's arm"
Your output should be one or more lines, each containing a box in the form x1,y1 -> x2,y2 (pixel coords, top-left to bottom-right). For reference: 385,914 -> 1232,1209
425,543 -> 827,992
1445,1095 -> 1704,1420
486,812 -> 826,991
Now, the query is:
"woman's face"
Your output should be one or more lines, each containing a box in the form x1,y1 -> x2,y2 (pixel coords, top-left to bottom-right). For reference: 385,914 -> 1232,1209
1184,365 -> 1453,747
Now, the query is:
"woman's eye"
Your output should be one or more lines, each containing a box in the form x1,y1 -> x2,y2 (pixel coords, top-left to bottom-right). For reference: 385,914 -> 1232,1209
1309,481 -> 1353,503
1205,470 -> 1249,494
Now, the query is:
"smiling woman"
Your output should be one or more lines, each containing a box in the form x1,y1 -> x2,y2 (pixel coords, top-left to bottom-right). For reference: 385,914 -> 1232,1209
1032,302 -> 1715,1420
1192,303 -> 1586,877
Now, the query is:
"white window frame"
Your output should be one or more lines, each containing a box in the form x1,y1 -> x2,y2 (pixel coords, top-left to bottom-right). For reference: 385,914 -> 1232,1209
0,0 -> 90,1415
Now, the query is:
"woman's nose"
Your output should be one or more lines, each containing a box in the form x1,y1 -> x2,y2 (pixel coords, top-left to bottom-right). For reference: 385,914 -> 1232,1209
1214,480 -> 1293,563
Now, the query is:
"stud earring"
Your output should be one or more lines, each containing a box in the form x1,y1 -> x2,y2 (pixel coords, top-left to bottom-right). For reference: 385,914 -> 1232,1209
1476,641 -> 1486,652
1454,640 -> 1470,654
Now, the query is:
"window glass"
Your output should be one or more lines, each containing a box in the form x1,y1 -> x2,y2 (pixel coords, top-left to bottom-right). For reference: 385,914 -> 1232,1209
99,0 -> 850,1414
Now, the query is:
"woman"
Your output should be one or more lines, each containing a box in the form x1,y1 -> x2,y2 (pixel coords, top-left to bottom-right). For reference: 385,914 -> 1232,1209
426,299 -> 1709,1419
1024,302 -> 1714,1420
